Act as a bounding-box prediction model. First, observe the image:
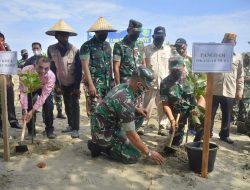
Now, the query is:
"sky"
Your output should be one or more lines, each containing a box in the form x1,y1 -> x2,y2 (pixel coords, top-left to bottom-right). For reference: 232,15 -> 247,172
1,0 -> 250,59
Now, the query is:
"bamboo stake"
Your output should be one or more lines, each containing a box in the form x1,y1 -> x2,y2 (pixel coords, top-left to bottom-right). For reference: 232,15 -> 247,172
201,73 -> 213,178
0,75 -> 10,161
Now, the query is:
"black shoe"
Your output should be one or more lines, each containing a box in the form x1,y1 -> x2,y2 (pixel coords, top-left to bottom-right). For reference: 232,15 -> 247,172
61,126 -> 73,133
171,135 -> 183,146
220,136 -> 234,144
71,130 -> 79,138
46,131 -> 56,139
87,140 -> 101,158
10,123 -> 22,129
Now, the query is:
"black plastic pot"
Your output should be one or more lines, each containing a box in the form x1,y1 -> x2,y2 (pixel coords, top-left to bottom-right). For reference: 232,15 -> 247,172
185,141 -> 219,173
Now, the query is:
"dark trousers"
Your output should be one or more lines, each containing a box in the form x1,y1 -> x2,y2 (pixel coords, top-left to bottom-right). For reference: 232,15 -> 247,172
211,95 -> 235,138
27,90 -> 54,134
61,85 -> 80,130
0,80 -> 19,131
7,82 -> 18,125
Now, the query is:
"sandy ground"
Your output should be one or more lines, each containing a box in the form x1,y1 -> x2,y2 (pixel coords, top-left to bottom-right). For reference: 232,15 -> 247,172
0,76 -> 249,190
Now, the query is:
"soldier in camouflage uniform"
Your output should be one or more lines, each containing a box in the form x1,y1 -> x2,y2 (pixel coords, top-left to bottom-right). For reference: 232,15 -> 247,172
88,66 -> 164,165
17,49 -> 29,69
174,38 -> 206,135
113,19 -> 146,85
80,17 -> 117,122
174,38 -> 192,74
237,52 -> 250,136
160,56 -> 204,146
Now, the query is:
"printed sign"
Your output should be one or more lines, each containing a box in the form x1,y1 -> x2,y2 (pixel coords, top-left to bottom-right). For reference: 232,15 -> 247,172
0,51 -> 17,75
87,29 -> 152,44
192,43 -> 234,73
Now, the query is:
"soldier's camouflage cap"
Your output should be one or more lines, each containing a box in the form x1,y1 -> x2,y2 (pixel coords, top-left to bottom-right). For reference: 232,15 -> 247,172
169,56 -> 184,69
128,19 -> 142,32
133,65 -> 155,88
21,49 -> 28,55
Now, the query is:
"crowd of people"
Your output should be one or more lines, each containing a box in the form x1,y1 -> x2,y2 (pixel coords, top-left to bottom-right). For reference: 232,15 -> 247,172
0,16 -> 249,165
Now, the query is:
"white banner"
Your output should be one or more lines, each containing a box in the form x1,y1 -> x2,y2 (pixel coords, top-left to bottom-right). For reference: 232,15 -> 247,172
0,51 -> 17,75
192,43 -> 234,73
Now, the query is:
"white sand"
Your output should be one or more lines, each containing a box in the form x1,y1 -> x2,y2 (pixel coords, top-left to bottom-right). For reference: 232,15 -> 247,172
0,76 -> 249,190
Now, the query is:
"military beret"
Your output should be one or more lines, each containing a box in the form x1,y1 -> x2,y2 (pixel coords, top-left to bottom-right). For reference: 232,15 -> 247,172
128,19 -> 142,32
153,26 -> 166,37
169,56 -> 184,70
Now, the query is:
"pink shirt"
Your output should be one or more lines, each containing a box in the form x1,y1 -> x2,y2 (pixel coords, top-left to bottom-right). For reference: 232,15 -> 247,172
19,65 -> 56,110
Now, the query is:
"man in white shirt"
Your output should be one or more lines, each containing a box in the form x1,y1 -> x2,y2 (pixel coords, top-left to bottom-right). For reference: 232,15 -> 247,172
143,26 -> 172,136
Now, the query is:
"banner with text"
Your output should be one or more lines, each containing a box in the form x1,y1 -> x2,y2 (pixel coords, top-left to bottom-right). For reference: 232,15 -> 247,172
0,51 -> 17,75
87,29 -> 152,44
192,43 -> 234,73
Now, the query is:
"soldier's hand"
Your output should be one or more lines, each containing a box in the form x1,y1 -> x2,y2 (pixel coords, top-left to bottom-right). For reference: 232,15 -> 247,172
136,107 -> 147,117
149,150 -> 165,165
89,83 -> 97,97
190,109 -> 200,117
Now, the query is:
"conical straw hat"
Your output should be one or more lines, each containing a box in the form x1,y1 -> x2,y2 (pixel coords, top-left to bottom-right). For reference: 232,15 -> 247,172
87,17 -> 117,32
46,19 -> 77,36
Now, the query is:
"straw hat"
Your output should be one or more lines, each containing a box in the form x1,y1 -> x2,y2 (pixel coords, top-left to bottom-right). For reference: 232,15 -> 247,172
46,19 -> 77,36
87,17 -> 117,32
223,32 -> 237,41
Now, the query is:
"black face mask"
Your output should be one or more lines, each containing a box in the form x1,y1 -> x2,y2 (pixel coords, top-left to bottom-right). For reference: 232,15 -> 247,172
97,33 -> 108,42
129,33 -> 140,42
58,39 -> 69,47
153,37 -> 164,48
171,70 -> 182,81
175,45 -> 182,55
22,54 -> 28,60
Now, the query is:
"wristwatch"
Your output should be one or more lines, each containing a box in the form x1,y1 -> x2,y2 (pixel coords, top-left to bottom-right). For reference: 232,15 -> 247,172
22,109 -> 27,116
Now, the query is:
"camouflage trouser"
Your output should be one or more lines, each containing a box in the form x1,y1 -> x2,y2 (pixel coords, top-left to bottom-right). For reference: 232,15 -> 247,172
85,84 -> 109,114
86,82 -> 110,125
54,90 -> 63,112
236,99 -> 250,134
92,113 -> 144,164
172,111 -> 204,146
